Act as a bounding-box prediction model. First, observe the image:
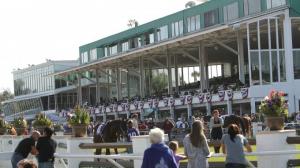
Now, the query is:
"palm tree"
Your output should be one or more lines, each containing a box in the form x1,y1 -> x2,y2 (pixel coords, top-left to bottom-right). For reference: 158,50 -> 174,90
151,73 -> 168,95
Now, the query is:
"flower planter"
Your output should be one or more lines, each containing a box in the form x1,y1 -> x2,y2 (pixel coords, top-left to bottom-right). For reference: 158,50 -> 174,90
265,117 -> 284,131
15,127 -> 27,136
0,128 -> 6,135
72,124 -> 87,137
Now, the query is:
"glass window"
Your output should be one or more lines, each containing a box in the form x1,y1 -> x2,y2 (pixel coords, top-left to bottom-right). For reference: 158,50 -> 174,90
250,51 -> 260,85
122,41 -> 129,52
261,51 -> 270,84
157,25 -> 168,41
81,51 -> 88,63
279,50 -> 286,82
271,51 -> 279,82
187,15 -> 200,32
267,0 -> 286,9
294,50 -> 300,79
144,33 -> 154,45
224,2 -> 239,22
90,49 -> 97,61
244,0 -> 261,15
204,9 -> 219,27
109,45 -> 118,55
172,20 -> 183,37
104,47 -> 109,57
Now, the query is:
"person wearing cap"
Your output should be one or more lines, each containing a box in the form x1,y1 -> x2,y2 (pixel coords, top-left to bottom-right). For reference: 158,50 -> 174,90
36,127 -> 57,168
11,131 -> 41,168
176,118 -> 184,128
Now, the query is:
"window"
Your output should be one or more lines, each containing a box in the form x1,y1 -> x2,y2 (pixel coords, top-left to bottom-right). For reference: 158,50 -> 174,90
109,45 -> 118,55
89,49 -> 97,61
224,2 -> 239,22
171,20 -> 183,37
187,15 -> 200,32
157,25 -> 168,41
267,0 -> 286,9
104,47 -> 109,57
208,65 -> 222,79
81,51 -> 88,63
204,9 -> 219,27
244,0 -> 261,15
130,37 -> 142,49
122,41 -> 129,52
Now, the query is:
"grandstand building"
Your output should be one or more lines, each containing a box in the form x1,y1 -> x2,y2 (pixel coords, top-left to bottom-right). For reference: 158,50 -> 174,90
3,60 -> 78,120
30,0 -> 300,121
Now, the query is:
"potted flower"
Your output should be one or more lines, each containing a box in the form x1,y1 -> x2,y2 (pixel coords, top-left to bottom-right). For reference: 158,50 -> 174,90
68,106 -> 90,137
12,116 -> 28,135
259,90 -> 288,131
32,113 -> 52,134
0,118 -> 7,135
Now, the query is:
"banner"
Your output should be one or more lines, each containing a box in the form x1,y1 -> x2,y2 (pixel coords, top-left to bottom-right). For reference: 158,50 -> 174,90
154,99 -> 159,108
218,90 -> 225,101
241,88 -> 249,99
109,105 -> 113,112
134,101 -> 139,110
180,96 -> 186,105
186,95 -> 193,105
139,101 -> 144,109
198,93 -> 204,104
169,97 -> 175,107
121,103 -> 126,111
206,93 -> 212,103
125,103 -> 130,111
163,98 -> 169,107
102,106 -> 106,113
227,90 -> 233,101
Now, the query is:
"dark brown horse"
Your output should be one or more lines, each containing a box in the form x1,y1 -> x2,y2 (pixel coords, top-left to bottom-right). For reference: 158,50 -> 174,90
223,115 -> 252,137
93,119 -> 128,155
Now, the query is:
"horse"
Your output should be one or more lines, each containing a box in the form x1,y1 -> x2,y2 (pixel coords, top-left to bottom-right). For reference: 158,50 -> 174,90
93,119 -> 128,155
223,115 -> 252,137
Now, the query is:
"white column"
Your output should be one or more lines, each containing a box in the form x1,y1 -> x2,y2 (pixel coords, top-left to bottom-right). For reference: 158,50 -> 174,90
174,56 -> 179,93
283,10 -> 296,114
77,74 -> 82,106
116,68 -> 121,100
140,109 -> 144,121
237,30 -> 245,84
167,49 -> 173,94
251,98 -> 256,114
170,107 -> 175,120
96,69 -> 101,104
187,104 -> 192,126
227,100 -> 232,115
206,102 -> 211,116
200,43 -> 208,90
127,69 -> 130,98
103,109 -> 107,122
139,56 -> 145,98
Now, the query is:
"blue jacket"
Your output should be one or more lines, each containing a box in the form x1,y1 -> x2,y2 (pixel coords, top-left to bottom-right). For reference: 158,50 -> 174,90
141,143 -> 177,168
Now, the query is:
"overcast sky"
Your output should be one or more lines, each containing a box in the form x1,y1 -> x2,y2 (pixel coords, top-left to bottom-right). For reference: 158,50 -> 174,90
0,0 -> 193,93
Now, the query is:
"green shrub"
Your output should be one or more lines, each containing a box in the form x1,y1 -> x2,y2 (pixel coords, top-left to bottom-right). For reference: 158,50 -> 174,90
12,116 -> 27,128
32,113 -> 52,127
68,106 -> 90,126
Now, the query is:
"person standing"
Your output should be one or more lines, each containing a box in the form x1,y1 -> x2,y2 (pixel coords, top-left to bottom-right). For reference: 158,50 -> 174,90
209,109 -> 223,153
127,120 -> 139,153
141,128 -> 177,168
11,131 -> 40,168
221,124 -> 252,168
163,118 -> 175,141
131,114 -> 139,133
36,127 -> 57,168
183,120 -> 210,168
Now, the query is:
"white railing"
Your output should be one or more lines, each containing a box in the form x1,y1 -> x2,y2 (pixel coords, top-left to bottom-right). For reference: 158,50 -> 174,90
2,150 -> 300,168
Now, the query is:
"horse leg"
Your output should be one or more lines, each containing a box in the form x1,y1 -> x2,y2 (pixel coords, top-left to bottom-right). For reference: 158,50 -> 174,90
106,148 -> 110,155
114,148 -> 118,154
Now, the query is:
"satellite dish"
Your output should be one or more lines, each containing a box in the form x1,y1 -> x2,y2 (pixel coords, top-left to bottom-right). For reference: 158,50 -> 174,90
185,1 -> 196,8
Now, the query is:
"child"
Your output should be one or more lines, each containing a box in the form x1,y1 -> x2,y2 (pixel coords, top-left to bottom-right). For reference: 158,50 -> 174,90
169,141 -> 186,167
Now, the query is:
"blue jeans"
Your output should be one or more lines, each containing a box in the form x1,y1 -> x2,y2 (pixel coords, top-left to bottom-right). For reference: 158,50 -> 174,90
38,162 -> 54,168
11,152 -> 24,168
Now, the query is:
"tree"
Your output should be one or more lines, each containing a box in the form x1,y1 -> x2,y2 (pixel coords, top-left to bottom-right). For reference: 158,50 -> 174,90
0,89 -> 14,113
151,73 -> 168,95
191,71 -> 200,81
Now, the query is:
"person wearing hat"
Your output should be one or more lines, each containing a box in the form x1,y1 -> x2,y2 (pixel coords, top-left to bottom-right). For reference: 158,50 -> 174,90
11,131 -> 41,168
36,127 -> 57,168
176,118 -> 184,128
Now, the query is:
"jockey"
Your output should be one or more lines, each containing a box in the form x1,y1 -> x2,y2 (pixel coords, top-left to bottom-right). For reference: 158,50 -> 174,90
96,122 -> 106,136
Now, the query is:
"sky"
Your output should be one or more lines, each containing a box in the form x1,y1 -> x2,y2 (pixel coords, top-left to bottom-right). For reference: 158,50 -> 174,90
0,0 -> 196,93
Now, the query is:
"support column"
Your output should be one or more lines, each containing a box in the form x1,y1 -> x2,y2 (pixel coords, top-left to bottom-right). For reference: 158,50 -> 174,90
227,100 -> 232,115
237,30 -> 245,84
170,106 -> 175,120
283,10 -> 296,114
116,68 -> 121,100
187,104 -> 192,126
48,95 -> 50,110
140,109 -> 144,121
103,107 -> 107,122
77,74 -> 82,106
54,94 -> 58,111
139,56 -> 145,98
206,103 -> 211,116
239,104 -> 244,116
127,69 -> 130,98
167,49 -> 173,94
200,43 -> 208,91
96,69 -> 101,104
174,56 -> 179,93
251,98 -> 256,114
87,86 -> 91,105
